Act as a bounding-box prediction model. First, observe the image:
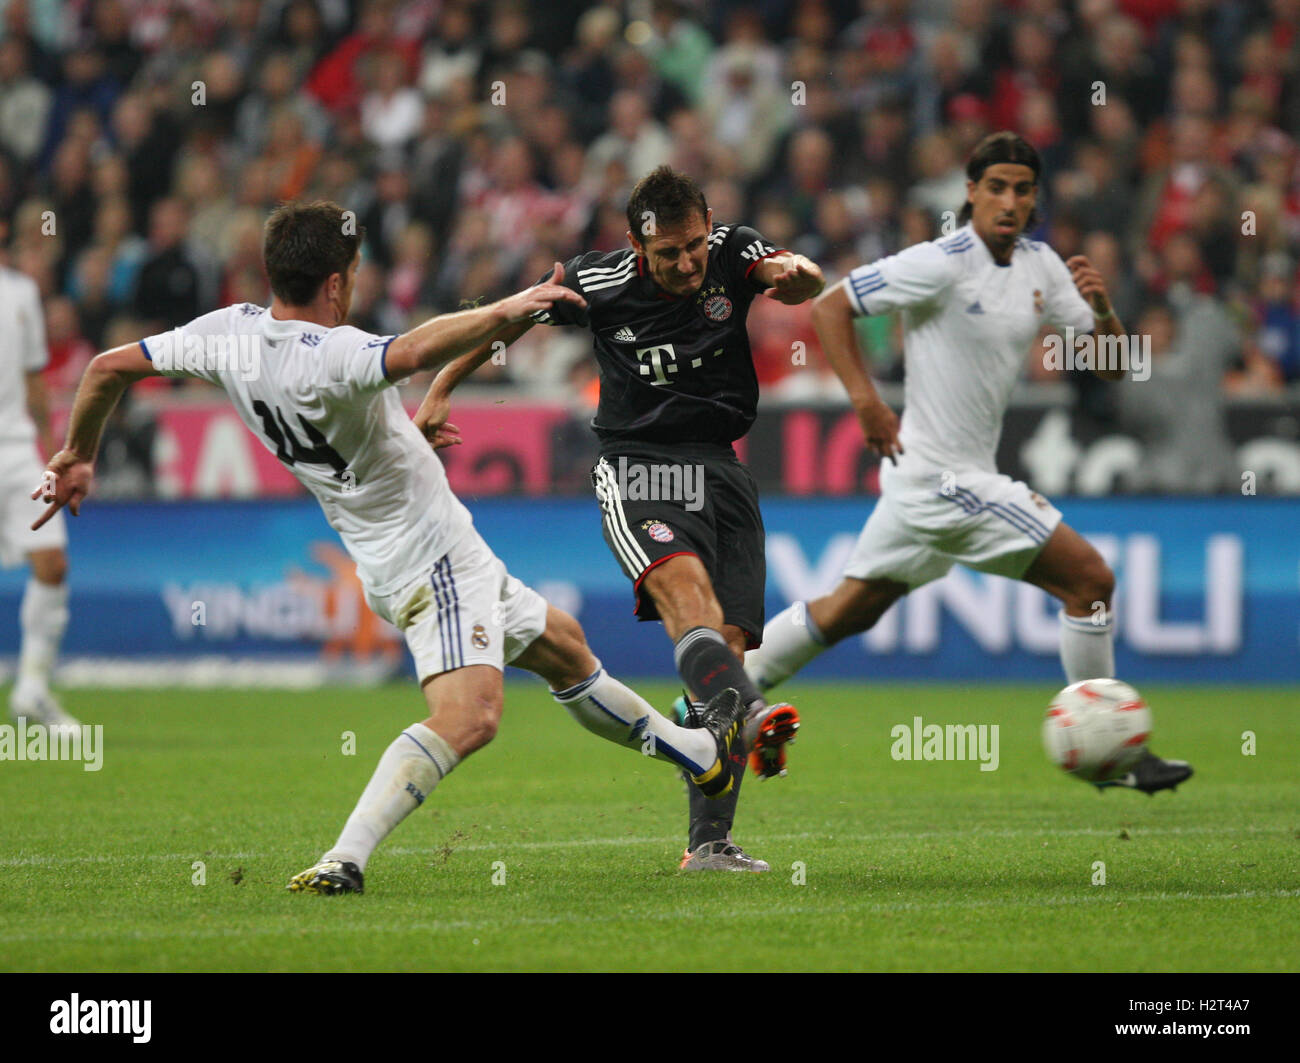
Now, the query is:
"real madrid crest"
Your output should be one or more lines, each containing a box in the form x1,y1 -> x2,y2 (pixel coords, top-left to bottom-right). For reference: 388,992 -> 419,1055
471,624 -> 489,649
1033,289 -> 1045,314
697,284 -> 733,323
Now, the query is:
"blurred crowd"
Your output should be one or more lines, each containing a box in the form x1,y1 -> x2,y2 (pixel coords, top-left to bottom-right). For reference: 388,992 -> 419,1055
2,0 -> 1299,426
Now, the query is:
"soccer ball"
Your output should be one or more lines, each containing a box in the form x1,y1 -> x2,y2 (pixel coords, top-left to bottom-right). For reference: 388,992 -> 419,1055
1043,679 -> 1152,784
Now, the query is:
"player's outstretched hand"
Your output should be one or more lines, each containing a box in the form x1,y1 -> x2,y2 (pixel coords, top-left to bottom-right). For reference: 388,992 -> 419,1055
499,262 -> 587,324
855,397 -> 903,464
31,450 -> 94,530
762,255 -> 825,305
1066,255 -> 1111,316
412,391 -> 462,450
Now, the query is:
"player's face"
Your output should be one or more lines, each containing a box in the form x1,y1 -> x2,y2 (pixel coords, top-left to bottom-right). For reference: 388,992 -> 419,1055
967,163 -> 1037,258
631,209 -> 712,297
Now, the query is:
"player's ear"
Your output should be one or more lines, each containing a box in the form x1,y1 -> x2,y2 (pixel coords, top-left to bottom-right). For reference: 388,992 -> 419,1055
965,179 -> 977,209
626,230 -> 644,256
705,207 -> 712,232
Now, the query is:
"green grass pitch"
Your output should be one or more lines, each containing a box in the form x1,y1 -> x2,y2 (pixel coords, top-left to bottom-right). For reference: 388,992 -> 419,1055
1,681 -> 1296,972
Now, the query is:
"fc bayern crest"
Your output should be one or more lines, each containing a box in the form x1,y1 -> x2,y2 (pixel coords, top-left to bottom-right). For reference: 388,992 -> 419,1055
645,521 -> 674,543
700,286 -> 733,322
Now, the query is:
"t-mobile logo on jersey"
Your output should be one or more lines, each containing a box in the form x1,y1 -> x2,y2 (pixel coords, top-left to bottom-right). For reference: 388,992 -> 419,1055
635,344 -> 679,384
614,456 -> 704,512
635,343 -> 725,384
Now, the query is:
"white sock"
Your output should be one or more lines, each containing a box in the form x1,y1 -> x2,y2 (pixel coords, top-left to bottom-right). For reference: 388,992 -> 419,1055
552,665 -> 717,775
1059,610 -> 1115,684
17,579 -> 68,696
324,723 -> 458,872
744,601 -> 827,692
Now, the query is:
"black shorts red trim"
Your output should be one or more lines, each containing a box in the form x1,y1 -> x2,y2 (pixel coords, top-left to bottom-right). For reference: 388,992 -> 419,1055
591,443 -> 766,648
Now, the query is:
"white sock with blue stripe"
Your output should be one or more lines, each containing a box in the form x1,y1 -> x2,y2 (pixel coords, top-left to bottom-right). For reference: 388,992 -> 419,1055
552,665 -> 716,776
744,601 -> 828,693
1059,610 -> 1115,684
324,723 -> 458,872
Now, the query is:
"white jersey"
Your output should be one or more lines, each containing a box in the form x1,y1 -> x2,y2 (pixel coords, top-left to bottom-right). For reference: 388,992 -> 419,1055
843,224 -> 1095,473
0,265 -> 48,447
141,304 -> 473,596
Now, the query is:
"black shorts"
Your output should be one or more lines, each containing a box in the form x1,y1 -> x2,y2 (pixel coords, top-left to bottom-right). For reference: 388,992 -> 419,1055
591,442 -> 766,648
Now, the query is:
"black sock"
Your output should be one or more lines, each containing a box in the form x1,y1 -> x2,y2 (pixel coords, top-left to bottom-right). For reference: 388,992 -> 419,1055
686,752 -> 747,850
673,626 -> 763,710
674,627 -> 763,849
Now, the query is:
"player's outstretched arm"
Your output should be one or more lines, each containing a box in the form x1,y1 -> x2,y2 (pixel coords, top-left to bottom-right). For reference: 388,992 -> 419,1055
412,319 -> 533,449
811,283 -> 902,462
1066,254 -> 1127,380
31,342 -> 159,529
384,263 -> 584,383
753,252 -> 825,305
25,370 -> 57,459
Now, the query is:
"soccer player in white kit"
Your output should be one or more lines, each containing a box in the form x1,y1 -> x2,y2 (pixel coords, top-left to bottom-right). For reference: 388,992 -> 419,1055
745,133 -> 1192,793
0,261 -> 76,729
31,201 -> 749,893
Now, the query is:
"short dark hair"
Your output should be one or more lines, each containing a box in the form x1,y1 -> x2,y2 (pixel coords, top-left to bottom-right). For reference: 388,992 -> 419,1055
626,165 -> 708,242
263,200 -> 364,305
957,132 -> 1042,226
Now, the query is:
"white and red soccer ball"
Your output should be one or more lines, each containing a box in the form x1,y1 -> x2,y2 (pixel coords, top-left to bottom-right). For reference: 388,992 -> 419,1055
1043,679 -> 1152,784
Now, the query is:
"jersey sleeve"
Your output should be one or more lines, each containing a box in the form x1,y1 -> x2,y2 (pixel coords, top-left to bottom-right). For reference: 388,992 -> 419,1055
17,276 -> 48,371
1042,249 -> 1097,335
319,325 -> 398,397
529,252 -> 590,328
842,241 -> 959,316
139,305 -> 243,385
717,224 -> 784,293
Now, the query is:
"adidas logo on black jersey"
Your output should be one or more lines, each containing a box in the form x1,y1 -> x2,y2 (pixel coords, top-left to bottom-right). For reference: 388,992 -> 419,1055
613,325 -> 636,342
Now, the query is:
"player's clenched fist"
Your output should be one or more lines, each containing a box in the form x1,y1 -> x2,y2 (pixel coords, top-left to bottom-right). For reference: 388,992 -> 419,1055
31,450 -> 94,530
1065,255 -> 1112,316
762,254 -> 825,304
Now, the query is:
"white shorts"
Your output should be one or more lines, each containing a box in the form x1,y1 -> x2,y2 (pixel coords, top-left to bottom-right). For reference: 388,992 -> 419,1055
365,528 -> 549,682
0,443 -> 67,568
844,462 -> 1061,589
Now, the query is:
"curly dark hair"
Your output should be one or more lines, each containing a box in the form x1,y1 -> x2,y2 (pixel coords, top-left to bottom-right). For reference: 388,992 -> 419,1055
625,165 -> 709,242
263,200 -> 365,305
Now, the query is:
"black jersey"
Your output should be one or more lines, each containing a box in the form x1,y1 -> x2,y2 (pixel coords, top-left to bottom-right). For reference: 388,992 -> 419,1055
532,224 -> 782,448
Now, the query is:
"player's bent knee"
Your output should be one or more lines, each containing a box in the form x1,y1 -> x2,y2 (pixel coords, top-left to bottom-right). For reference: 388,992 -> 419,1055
29,550 -> 67,585
516,606 -> 598,690
1071,560 -> 1115,613
461,695 -> 503,751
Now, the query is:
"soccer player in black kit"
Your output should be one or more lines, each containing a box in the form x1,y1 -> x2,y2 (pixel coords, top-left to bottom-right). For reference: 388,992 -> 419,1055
417,167 -> 824,871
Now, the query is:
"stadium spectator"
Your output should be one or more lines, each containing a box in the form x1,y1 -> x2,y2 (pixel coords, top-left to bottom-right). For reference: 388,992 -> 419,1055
648,0 -> 713,104
235,51 -> 330,158
1117,299 -> 1239,492
0,36 -> 50,165
132,197 -> 201,332
701,45 -> 789,181
1244,252 -> 1300,387
585,90 -> 673,187
360,46 -> 424,152
419,2 -> 482,100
